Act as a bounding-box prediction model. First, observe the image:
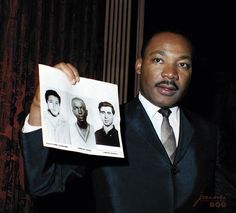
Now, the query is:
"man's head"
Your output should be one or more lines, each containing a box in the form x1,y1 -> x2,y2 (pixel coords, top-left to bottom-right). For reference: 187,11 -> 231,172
45,90 -> 61,117
136,31 -> 193,108
98,102 -> 115,127
71,97 -> 88,124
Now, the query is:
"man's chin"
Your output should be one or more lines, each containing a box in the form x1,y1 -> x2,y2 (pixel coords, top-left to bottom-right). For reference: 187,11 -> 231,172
154,99 -> 178,108
48,110 -> 59,117
104,124 -> 112,127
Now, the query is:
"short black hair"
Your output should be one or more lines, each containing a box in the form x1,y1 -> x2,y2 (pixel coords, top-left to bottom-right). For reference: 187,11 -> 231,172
45,90 -> 61,104
98,101 -> 115,114
141,28 -> 194,58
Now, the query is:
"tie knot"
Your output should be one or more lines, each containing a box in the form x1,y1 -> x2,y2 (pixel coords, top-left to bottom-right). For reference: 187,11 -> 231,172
158,108 -> 171,118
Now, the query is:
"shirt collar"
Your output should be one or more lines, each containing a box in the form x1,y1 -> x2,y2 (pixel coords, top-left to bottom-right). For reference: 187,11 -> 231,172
138,92 -> 179,120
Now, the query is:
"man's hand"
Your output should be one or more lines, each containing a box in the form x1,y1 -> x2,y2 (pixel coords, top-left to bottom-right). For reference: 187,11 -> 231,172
54,62 -> 80,85
28,62 -> 80,126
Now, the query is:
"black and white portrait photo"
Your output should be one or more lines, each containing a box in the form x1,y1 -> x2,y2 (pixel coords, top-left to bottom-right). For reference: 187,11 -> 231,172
95,101 -> 120,147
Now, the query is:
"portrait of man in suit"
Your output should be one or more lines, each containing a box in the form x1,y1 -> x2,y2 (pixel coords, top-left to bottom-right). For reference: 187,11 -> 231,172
95,101 -> 120,147
21,31 -> 235,212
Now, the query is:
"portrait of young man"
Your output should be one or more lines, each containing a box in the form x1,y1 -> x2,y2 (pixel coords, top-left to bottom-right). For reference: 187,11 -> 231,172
95,101 -> 120,147
43,89 -> 70,144
69,97 -> 96,148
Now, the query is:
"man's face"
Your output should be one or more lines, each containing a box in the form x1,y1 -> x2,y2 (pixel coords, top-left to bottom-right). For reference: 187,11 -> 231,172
72,99 -> 87,122
99,106 -> 114,127
47,95 -> 60,116
136,32 -> 192,108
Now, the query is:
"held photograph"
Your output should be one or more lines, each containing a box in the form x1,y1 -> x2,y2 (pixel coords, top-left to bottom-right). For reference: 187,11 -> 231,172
39,64 -> 124,158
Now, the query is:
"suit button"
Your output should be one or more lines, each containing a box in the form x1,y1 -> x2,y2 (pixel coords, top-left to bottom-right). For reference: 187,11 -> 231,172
172,166 -> 178,175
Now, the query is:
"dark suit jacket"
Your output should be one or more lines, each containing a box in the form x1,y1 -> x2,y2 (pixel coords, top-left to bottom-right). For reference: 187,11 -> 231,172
21,97 -> 233,213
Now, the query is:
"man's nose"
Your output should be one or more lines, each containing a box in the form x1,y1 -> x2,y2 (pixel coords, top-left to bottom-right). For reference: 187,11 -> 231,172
161,65 -> 179,80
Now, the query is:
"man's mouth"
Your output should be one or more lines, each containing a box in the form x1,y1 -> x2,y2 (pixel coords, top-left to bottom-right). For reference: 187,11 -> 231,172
158,86 -> 176,96
155,80 -> 178,96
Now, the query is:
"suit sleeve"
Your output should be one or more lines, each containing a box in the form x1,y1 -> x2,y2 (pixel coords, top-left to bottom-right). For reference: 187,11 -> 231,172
21,129 -> 85,196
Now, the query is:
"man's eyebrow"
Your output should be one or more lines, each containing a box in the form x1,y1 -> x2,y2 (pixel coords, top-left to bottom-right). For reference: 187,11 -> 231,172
178,55 -> 192,61
149,50 -> 192,60
149,50 -> 165,56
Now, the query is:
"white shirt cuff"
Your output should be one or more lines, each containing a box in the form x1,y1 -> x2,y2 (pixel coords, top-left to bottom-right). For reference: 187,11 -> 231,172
22,114 -> 42,133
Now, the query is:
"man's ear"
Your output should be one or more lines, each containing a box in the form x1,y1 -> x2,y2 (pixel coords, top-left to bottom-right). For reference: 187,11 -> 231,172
135,58 -> 142,75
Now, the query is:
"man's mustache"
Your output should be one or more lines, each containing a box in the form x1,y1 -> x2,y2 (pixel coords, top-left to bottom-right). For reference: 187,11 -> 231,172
155,80 -> 178,90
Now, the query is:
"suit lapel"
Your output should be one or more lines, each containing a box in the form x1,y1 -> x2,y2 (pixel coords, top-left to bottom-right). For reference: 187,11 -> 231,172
124,98 -> 195,165
174,109 -> 194,164
125,98 -> 170,163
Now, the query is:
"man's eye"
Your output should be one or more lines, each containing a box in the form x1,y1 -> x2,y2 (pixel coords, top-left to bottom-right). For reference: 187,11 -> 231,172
152,58 -> 163,63
179,63 -> 191,69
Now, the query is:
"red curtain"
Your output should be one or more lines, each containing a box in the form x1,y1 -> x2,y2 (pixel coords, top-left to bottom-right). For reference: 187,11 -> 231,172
0,0 -> 105,212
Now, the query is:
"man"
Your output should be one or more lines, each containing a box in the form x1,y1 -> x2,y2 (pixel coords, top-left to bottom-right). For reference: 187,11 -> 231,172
95,101 -> 120,147
43,89 -> 70,144
70,97 -> 96,148
21,31 -> 234,212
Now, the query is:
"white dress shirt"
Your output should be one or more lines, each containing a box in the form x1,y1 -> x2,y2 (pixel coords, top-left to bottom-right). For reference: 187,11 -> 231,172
138,92 -> 180,146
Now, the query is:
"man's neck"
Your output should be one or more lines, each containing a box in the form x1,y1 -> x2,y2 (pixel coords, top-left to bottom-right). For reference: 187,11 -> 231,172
75,122 -> 90,142
77,121 -> 88,129
103,125 -> 113,134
